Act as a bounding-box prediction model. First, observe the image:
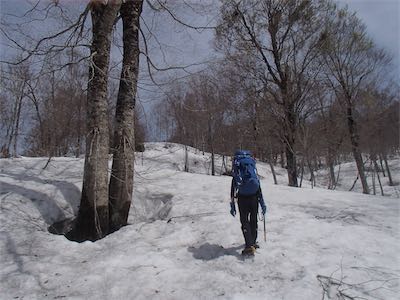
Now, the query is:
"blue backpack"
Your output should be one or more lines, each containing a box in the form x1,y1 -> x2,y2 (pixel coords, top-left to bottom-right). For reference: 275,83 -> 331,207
232,150 -> 260,196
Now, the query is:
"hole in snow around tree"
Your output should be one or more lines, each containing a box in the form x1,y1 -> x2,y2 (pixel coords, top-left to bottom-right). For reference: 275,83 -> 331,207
48,192 -> 174,237
48,218 -> 75,235
131,192 -> 174,223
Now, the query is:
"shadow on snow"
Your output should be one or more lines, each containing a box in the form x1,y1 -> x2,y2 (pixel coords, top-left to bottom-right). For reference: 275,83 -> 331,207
188,243 -> 244,261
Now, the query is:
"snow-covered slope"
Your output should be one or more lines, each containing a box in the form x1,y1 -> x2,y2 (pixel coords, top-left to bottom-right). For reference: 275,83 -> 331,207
313,158 -> 400,198
1,143 -> 399,300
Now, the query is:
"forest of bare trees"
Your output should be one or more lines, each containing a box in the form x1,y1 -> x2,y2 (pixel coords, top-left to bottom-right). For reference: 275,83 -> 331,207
153,0 -> 399,192
0,0 -> 398,241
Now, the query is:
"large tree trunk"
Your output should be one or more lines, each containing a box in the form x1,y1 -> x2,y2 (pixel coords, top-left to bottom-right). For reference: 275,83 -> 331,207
284,103 -> 298,187
67,2 -> 121,242
109,0 -> 143,232
346,104 -> 369,194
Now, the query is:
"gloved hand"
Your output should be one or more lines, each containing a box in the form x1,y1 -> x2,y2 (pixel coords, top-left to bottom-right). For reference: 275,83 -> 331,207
261,203 -> 266,215
260,200 -> 266,215
230,201 -> 236,217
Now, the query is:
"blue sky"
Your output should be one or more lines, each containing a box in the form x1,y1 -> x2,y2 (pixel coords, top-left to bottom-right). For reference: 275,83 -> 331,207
1,0 -> 398,71
0,0 -> 398,84
339,0 -> 399,77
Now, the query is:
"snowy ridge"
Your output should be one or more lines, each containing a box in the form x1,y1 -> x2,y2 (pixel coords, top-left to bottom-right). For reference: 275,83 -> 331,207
0,143 -> 399,299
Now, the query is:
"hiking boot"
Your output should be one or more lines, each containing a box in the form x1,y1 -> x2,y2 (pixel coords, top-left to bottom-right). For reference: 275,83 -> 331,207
253,242 -> 260,249
241,246 -> 255,256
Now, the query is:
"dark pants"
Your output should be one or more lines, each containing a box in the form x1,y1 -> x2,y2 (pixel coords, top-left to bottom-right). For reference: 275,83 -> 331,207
238,194 -> 258,248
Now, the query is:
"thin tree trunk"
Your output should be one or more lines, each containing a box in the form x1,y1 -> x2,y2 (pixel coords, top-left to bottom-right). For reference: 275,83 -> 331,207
307,159 -> 315,189
346,104 -> 369,194
13,93 -> 23,157
371,161 -> 376,195
6,92 -> 20,157
221,155 -> 227,174
383,153 -> 394,186
333,163 -> 341,190
67,2 -> 121,242
327,148 -> 336,189
299,157 -> 305,188
253,98 -> 260,158
376,169 -> 384,196
211,150 -> 215,176
3,122 -> 13,157
184,145 -> 189,172
372,156 -> 384,196
280,148 -> 285,168
27,85 -> 46,154
208,116 -> 215,176
108,0 -> 143,232
268,146 -> 278,185
349,174 -> 359,192
269,162 -> 278,185
379,154 -> 386,177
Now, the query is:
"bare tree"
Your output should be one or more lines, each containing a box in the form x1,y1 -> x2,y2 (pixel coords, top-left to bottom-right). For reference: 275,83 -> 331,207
67,1 -> 122,241
216,0 -> 333,187
0,61 -> 30,157
109,0 -> 143,232
24,56 -> 87,157
313,87 -> 346,189
358,84 -> 399,188
318,6 -> 391,194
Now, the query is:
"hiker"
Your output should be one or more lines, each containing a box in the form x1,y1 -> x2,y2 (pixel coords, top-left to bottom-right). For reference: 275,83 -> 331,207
230,150 -> 266,256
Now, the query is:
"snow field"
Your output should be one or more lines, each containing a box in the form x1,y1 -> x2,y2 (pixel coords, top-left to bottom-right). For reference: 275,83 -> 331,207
0,143 -> 399,299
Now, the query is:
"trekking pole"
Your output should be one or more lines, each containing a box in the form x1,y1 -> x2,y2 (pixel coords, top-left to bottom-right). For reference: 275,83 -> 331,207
263,215 -> 266,242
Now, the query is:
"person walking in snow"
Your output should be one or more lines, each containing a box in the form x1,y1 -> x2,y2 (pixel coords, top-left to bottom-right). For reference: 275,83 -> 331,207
230,150 -> 266,256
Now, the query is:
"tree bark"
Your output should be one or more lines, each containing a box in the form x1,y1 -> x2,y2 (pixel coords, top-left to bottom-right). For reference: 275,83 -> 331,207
372,155 -> 384,196
268,144 -> 278,185
383,153 -> 394,186
208,116 -> 215,176
12,92 -> 24,157
67,2 -> 121,242
379,154 -> 386,177
184,145 -> 189,172
371,161 -> 376,195
334,163 -> 341,189
307,158 -> 315,188
211,150 -> 215,176
284,103 -> 298,187
299,157 -> 305,188
327,149 -> 336,190
269,162 -> 278,185
280,148 -> 285,168
346,103 -> 369,194
109,0 -> 143,232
